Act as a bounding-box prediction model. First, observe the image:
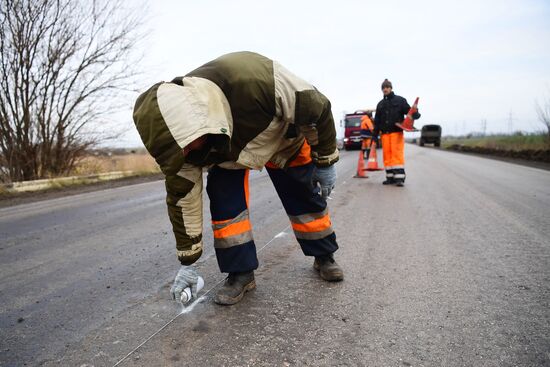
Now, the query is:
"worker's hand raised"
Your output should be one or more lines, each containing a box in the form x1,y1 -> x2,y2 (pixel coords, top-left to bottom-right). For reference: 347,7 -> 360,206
313,165 -> 337,199
170,265 -> 199,302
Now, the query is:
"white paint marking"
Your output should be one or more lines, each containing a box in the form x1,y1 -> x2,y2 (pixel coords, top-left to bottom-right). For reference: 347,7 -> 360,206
179,295 -> 207,314
112,224 -> 291,367
274,231 -> 287,239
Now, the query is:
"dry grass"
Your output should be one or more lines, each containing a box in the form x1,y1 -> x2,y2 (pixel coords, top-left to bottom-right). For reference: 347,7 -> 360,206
73,153 -> 160,175
442,133 -> 549,151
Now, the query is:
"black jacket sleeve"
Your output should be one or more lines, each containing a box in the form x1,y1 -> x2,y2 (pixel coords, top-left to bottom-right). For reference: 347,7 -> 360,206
373,101 -> 383,137
401,97 -> 411,115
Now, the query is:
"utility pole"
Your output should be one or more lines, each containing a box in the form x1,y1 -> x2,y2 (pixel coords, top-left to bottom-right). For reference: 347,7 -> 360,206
481,119 -> 487,136
508,110 -> 515,134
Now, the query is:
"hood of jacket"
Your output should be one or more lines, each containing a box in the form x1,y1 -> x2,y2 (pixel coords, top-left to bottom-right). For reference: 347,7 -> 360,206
133,77 -> 233,175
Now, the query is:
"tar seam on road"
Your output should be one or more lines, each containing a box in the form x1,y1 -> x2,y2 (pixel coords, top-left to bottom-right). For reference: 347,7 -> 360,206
111,224 -> 291,367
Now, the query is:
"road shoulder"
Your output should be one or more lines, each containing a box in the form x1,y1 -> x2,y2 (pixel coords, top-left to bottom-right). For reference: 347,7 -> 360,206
0,173 -> 164,208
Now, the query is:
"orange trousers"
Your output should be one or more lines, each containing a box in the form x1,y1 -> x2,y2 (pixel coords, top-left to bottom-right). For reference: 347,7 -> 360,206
381,132 -> 405,180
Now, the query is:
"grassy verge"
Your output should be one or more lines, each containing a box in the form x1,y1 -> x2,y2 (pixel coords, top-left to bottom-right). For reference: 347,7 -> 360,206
0,173 -> 164,207
73,153 -> 160,175
442,134 -> 549,151
0,153 -> 161,196
0,171 -> 162,198
442,133 -> 550,162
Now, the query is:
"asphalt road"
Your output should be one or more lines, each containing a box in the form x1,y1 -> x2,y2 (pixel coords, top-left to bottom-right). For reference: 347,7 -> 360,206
1,145 -> 549,367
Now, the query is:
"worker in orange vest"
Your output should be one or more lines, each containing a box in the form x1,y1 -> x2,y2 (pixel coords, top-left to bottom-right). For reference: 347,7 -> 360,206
360,111 -> 375,159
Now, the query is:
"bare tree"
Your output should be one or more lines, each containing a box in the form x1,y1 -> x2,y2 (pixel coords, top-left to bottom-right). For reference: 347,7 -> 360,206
535,94 -> 550,140
0,0 -> 142,182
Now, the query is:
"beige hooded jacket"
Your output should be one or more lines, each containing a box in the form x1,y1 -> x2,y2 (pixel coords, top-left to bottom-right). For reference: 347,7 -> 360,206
133,52 -> 338,264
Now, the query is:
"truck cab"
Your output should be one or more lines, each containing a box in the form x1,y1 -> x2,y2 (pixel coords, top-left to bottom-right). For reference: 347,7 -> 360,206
420,124 -> 442,147
341,110 -> 371,150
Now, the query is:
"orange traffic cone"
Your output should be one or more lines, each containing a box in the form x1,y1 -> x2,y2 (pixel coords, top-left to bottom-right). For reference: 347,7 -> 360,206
353,150 -> 368,178
365,142 -> 384,171
396,97 -> 419,132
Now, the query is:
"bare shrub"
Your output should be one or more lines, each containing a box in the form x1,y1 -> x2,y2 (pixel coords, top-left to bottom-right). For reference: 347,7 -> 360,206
0,0 -> 143,182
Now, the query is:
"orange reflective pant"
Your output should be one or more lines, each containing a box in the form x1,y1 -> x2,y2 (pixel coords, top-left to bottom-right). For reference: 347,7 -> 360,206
361,137 -> 372,150
381,131 -> 405,180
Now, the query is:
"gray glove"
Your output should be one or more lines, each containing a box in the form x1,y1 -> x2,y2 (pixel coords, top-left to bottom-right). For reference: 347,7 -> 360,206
313,164 -> 337,199
170,265 -> 199,302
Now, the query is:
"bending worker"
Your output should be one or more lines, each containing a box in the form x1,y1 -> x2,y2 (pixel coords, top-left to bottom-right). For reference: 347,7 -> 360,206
372,79 -> 420,186
133,52 -> 344,306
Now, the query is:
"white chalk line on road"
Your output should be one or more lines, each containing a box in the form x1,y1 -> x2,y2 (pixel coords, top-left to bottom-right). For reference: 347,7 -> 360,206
112,224 -> 291,367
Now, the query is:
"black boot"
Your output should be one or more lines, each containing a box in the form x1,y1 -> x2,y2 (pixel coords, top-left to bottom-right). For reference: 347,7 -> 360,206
383,169 -> 395,185
394,168 -> 406,186
214,271 -> 256,305
313,254 -> 344,281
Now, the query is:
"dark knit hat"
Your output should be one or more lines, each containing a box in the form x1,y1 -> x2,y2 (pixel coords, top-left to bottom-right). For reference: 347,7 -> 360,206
381,79 -> 392,89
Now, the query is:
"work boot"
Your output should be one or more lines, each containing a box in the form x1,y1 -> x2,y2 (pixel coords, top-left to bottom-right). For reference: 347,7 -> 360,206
313,254 -> 344,282
395,179 -> 405,187
214,271 -> 256,305
382,178 -> 395,185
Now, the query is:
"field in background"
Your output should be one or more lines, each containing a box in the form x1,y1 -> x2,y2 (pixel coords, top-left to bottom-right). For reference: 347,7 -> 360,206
1,151 -> 160,197
73,152 -> 159,175
442,133 -> 549,151
440,133 -> 550,163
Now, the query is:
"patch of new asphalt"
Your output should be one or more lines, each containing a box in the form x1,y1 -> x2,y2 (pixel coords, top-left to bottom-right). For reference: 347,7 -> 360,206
0,145 -> 549,366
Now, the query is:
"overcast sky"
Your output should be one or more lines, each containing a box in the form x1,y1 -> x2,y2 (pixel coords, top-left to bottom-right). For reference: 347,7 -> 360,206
117,0 -> 550,146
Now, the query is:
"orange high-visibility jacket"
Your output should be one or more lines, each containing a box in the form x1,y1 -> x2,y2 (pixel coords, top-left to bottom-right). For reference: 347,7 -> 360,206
360,115 -> 374,149
360,115 -> 374,137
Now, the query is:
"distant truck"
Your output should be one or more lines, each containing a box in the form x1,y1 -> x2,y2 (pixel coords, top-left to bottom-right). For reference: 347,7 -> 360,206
419,125 -> 442,147
341,110 -> 371,150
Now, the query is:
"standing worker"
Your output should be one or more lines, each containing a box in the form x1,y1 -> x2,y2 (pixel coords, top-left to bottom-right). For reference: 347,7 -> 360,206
133,52 -> 344,306
372,79 -> 420,186
360,111 -> 374,159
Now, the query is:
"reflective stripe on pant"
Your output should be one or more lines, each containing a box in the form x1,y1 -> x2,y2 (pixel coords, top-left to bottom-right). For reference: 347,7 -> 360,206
381,131 -> 406,180
207,167 -> 258,273
266,162 -> 338,257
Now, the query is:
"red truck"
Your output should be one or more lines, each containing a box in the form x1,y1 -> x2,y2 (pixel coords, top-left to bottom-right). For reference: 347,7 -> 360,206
341,110 -> 371,150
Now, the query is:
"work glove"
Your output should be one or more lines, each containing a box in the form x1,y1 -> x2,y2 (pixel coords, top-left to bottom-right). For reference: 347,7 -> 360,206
371,134 -> 379,146
170,265 -> 200,302
412,111 -> 421,120
313,164 -> 337,199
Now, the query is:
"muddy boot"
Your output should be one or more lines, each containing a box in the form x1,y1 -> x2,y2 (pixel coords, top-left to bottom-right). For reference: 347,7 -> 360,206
214,271 -> 256,305
395,179 -> 405,187
382,178 -> 395,185
313,254 -> 344,282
